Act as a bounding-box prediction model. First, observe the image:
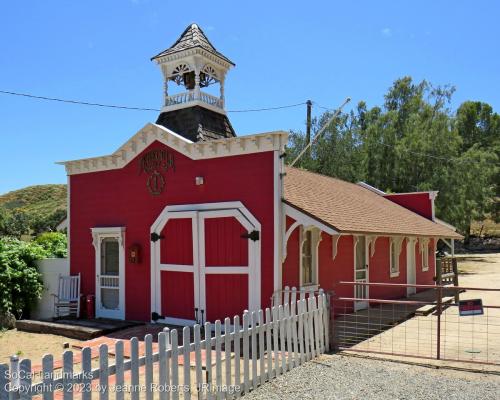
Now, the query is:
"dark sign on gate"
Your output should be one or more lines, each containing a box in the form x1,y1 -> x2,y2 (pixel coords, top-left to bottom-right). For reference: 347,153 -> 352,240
458,298 -> 484,316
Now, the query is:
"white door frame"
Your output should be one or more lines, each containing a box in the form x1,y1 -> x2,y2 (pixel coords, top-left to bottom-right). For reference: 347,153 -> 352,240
406,237 -> 417,296
150,202 -> 261,324
353,235 -> 369,311
92,227 -> 126,320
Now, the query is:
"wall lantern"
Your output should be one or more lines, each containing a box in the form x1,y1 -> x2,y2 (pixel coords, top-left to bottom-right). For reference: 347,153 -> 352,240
195,176 -> 204,185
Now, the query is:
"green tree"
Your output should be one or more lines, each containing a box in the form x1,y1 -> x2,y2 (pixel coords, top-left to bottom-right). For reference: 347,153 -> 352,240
0,208 -> 7,234
456,101 -> 500,225
456,101 -> 500,151
2,211 -> 31,238
34,232 -> 67,258
285,76 -> 499,241
0,237 -> 45,319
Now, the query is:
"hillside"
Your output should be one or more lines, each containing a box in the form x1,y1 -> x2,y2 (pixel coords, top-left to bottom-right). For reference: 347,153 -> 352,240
0,184 -> 67,215
0,184 -> 67,234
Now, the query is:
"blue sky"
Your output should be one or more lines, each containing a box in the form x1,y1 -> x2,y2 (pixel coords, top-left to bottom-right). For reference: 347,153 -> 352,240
1,1 -> 499,194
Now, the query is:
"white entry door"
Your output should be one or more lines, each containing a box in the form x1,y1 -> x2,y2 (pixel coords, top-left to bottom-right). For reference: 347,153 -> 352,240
406,238 -> 417,296
93,228 -> 125,320
354,236 -> 369,311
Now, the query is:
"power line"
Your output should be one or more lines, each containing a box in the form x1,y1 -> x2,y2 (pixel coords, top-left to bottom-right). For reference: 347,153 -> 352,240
0,90 -> 161,111
313,101 -> 343,112
227,102 -> 306,113
2,89 -> 495,166
0,89 -> 305,113
376,141 -> 498,166
290,97 -> 351,167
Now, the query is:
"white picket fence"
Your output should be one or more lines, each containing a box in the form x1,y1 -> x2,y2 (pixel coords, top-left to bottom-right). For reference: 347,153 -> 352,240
1,293 -> 329,400
271,285 -> 320,308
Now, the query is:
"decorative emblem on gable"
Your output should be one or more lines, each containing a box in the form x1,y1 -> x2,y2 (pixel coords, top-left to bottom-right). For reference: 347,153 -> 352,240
139,149 -> 175,196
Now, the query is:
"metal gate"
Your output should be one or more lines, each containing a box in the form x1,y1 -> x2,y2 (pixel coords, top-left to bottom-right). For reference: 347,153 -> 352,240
332,282 -> 500,367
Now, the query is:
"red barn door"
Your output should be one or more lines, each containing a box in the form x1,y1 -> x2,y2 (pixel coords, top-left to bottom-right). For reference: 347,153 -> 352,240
199,210 -> 255,323
159,215 -> 198,324
153,206 -> 260,325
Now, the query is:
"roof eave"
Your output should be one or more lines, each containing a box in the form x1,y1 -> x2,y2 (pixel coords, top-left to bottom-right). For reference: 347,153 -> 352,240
151,46 -> 235,66
282,199 -> 464,240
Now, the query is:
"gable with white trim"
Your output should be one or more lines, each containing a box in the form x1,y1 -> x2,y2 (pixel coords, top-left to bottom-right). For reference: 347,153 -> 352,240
57,123 -> 288,175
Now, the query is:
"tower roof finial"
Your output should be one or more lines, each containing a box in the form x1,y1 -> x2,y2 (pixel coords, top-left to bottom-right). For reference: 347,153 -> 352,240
151,23 -> 235,66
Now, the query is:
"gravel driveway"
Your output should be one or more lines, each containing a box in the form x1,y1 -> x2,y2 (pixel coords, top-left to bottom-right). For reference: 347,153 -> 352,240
244,354 -> 500,400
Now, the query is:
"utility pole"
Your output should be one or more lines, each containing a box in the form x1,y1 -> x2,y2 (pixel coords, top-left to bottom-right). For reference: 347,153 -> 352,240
290,97 -> 351,168
306,100 -> 312,147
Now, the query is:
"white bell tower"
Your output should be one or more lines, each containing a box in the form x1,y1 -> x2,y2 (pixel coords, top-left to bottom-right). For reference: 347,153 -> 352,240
151,24 -> 235,116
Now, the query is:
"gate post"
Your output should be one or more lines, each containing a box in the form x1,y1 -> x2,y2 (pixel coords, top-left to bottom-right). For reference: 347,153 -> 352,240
436,258 -> 442,285
436,285 -> 443,360
452,258 -> 459,303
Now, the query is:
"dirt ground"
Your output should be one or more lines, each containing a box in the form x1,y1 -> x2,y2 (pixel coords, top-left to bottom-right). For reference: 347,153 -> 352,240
0,329 -> 72,366
456,253 -> 500,304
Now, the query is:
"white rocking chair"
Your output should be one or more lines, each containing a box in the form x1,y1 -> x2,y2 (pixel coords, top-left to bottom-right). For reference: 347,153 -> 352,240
52,273 -> 82,318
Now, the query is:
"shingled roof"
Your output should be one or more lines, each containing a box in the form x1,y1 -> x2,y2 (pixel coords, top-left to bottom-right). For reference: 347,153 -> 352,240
151,23 -> 235,66
284,167 -> 463,239
155,106 -> 236,142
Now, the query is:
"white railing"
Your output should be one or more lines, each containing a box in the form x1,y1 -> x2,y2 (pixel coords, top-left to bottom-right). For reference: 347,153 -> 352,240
100,275 -> 119,288
1,293 -> 329,399
165,91 -> 224,109
355,279 -> 367,299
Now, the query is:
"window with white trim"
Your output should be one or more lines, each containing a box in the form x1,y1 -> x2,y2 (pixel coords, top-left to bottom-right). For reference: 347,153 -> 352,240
300,227 -> 320,287
390,239 -> 399,277
422,240 -> 430,271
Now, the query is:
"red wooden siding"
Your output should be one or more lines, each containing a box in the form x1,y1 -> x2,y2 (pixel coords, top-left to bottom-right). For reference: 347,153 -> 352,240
283,226 -> 439,301
282,216 -> 355,299
161,271 -> 195,320
70,140 -> 275,321
203,216 -> 249,321
160,218 -> 193,265
384,193 -> 433,220
368,237 -> 407,299
204,217 -> 248,267
282,216 -> 301,288
205,274 -> 248,322
317,235 -> 355,299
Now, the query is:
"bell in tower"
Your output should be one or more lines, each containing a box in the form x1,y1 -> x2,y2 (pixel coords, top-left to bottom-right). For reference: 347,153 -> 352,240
151,24 -> 236,142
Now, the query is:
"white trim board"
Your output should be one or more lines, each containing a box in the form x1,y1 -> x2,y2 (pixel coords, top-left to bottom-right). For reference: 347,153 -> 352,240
58,123 -> 288,175
281,203 -> 338,262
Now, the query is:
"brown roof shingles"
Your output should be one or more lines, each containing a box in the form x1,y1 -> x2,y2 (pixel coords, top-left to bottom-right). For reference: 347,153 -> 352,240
283,167 -> 463,239
151,23 -> 235,66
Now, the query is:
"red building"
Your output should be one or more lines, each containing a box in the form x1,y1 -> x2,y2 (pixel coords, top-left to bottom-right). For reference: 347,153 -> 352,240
58,24 -> 462,324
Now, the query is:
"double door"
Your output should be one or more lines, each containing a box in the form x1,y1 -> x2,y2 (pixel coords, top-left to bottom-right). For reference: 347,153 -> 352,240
155,209 -> 258,325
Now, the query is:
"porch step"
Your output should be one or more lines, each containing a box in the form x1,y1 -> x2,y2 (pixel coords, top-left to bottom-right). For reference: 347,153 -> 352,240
414,304 -> 435,316
414,296 -> 455,316
16,318 -> 144,340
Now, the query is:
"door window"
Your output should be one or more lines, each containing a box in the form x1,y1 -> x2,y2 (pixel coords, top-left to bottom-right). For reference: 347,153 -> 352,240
390,239 -> 400,277
100,237 -> 120,310
301,230 -> 313,285
355,236 -> 366,280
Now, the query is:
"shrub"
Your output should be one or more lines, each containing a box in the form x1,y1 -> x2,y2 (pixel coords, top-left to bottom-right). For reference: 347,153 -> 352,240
0,237 -> 45,319
34,232 -> 67,258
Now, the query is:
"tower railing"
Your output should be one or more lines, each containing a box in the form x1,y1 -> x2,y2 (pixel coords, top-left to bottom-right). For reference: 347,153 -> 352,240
165,90 -> 224,109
